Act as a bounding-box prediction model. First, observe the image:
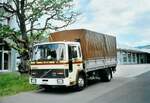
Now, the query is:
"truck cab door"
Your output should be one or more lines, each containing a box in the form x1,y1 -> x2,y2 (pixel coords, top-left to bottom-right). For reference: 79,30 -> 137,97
68,45 -> 79,72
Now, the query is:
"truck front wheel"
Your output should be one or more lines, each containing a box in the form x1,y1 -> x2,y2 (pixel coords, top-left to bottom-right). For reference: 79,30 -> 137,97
75,75 -> 86,91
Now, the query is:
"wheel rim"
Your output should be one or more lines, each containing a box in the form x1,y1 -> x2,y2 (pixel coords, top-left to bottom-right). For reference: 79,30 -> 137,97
78,77 -> 84,87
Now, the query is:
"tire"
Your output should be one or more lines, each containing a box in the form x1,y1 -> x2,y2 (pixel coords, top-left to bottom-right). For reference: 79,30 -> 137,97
75,75 -> 86,91
101,68 -> 112,82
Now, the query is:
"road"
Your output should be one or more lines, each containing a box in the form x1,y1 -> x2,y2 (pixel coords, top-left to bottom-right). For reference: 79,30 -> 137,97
1,64 -> 150,103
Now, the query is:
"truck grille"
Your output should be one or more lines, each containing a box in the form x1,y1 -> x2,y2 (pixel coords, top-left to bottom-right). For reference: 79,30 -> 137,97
30,69 -> 68,78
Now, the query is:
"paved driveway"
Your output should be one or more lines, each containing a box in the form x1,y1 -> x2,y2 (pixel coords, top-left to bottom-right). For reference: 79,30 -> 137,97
1,64 -> 150,103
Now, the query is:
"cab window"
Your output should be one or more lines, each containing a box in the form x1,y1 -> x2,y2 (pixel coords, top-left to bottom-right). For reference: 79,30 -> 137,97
68,45 -> 78,60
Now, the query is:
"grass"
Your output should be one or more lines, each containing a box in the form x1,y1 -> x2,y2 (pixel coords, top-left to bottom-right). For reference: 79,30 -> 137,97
0,72 -> 38,97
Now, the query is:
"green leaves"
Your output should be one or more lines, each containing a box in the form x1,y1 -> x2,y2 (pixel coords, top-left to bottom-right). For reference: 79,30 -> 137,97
0,24 -> 15,38
0,24 -> 24,52
0,0 -> 78,72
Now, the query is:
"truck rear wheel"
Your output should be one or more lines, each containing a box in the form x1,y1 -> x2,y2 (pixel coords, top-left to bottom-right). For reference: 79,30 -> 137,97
75,75 -> 86,91
100,68 -> 112,82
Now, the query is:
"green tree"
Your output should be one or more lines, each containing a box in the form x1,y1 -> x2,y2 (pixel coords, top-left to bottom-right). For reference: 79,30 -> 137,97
0,0 -> 78,72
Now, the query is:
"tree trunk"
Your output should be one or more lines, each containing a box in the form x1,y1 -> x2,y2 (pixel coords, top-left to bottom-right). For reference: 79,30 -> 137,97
18,44 -> 31,73
17,0 -> 30,73
18,52 -> 30,73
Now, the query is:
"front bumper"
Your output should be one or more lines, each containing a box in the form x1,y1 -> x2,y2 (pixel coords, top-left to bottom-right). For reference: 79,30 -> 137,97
29,77 -> 70,86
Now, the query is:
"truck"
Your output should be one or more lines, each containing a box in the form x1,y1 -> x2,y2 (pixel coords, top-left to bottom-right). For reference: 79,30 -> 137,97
29,29 -> 117,91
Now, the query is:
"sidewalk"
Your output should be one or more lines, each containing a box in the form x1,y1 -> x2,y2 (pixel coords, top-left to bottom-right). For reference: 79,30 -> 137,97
114,64 -> 150,78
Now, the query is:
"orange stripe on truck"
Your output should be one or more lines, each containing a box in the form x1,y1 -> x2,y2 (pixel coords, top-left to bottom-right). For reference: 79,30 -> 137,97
31,61 -> 83,65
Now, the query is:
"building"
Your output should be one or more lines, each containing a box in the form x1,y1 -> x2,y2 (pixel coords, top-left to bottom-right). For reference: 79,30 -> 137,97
0,0 -> 18,72
117,44 -> 150,64
0,38 -> 17,72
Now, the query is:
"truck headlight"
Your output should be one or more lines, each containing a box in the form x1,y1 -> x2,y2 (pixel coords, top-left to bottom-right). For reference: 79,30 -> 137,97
57,79 -> 64,84
31,78 -> 36,84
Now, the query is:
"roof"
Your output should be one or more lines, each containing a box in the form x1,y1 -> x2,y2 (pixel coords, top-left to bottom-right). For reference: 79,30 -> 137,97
117,44 -> 150,53
136,45 -> 150,49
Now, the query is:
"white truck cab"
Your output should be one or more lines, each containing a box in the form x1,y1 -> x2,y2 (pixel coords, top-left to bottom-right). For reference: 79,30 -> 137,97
30,42 -> 85,89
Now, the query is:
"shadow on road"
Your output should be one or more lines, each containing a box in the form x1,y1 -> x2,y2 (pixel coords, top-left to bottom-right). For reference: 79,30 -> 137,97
36,87 -> 76,94
36,79 -> 105,94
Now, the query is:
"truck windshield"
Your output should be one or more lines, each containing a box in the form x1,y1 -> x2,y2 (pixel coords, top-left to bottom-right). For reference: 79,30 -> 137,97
32,44 -> 66,61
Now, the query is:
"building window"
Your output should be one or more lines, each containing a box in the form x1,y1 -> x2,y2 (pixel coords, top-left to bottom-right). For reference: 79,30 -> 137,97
133,54 -> 136,62
0,39 -> 11,71
0,52 -> 2,70
4,52 -> 9,70
128,53 -> 131,63
122,52 -> 127,63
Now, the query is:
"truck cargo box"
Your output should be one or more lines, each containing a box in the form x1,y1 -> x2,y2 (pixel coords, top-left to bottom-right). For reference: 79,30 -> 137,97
49,29 -> 117,60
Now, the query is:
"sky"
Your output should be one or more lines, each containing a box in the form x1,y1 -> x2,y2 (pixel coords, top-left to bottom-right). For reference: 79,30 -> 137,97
66,0 -> 150,47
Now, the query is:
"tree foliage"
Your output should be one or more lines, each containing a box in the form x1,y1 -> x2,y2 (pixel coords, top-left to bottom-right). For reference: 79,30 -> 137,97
0,0 -> 78,72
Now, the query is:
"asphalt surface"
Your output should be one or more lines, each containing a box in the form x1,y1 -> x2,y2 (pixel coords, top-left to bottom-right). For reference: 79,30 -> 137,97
1,64 -> 150,103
